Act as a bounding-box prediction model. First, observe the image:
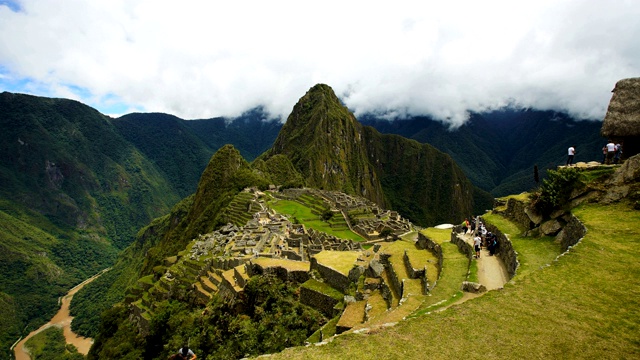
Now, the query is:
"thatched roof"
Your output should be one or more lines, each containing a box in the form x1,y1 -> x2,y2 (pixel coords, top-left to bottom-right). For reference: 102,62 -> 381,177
601,77 -> 640,137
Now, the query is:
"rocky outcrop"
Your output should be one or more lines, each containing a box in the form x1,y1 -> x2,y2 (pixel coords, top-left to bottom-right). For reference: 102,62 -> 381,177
461,281 -> 487,293
555,213 -> 587,252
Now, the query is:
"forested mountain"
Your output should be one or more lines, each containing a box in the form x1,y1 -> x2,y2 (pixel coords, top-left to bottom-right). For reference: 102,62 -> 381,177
0,92 -> 178,356
263,84 -> 492,225
361,110 -> 604,196
0,93 -> 281,357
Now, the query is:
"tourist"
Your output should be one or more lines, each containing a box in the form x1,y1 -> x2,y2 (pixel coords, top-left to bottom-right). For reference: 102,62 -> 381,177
488,233 -> 498,256
606,141 -> 616,164
461,218 -> 469,234
473,235 -> 481,259
172,345 -> 197,360
566,145 -> 576,166
602,145 -> 607,164
614,143 -> 622,164
480,225 -> 488,247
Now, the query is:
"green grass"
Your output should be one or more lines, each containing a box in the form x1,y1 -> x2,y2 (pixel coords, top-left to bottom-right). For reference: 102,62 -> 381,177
24,326 -> 83,360
269,201 -> 640,359
421,228 -> 451,244
270,199 -> 365,241
301,279 -> 344,300
313,251 -> 361,276
483,212 -> 561,281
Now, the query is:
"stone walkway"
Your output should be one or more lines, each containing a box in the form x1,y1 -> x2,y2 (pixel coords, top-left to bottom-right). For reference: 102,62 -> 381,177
462,233 -> 509,290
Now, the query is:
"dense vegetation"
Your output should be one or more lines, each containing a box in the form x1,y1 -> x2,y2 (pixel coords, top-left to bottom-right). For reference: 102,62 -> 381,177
23,326 -> 84,360
263,84 -> 492,226
89,275 -> 326,360
361,109 -> 604,196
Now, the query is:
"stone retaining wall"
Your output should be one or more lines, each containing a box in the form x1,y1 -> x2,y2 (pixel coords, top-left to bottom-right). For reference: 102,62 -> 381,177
379,253 -> 403,298
417,232 -> 444,271
299,286 -> 341,317
450,226 -> 473,261
483,221 -> 519,279
501,198 -> 536,231
310,258 -> 352,292
248,262 -> 310,284
554,213 -> 587,252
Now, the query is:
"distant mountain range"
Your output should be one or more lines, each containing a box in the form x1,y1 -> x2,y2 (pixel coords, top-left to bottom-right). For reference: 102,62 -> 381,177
361,110 -> 604,196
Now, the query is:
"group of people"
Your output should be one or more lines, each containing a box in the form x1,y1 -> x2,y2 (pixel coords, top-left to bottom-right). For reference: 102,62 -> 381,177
463,217 -> 498,259
602,141 -> 623,165
566,141 -> 623,167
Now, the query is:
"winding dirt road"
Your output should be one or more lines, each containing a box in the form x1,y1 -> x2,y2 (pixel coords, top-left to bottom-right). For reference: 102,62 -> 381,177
14,269 -> 109,359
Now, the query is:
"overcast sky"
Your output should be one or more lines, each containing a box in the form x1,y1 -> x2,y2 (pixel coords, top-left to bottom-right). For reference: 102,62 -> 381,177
1,0 -> 639,126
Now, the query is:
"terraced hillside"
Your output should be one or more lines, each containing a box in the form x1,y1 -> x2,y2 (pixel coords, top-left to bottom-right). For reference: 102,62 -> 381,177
120,187 -> 448,344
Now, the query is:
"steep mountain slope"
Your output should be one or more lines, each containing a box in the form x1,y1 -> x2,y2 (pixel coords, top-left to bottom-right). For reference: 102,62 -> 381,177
112,113 -> 214,198
263,84 -> 491,225
361,110 -> 603,196
70,145 -> 273,337
264,84 -> 385,204
0,92 -> 180,357
185,109 -> 283,161
112,110 -> 283,197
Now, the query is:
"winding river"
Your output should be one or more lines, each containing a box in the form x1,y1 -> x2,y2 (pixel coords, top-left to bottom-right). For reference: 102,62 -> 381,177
13,269 -> 109,359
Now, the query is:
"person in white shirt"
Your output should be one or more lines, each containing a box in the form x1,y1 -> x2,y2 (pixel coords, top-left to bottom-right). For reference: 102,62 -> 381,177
474,235 -> 482,259
566,146 -> 576,166
606,141 -> 616,164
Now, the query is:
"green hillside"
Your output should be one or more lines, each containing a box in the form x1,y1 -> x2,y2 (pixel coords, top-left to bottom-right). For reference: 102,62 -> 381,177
362,110 -> 604,196
269,199 -> 640,359
0,92 -> 180,357
263,84 -> 492,226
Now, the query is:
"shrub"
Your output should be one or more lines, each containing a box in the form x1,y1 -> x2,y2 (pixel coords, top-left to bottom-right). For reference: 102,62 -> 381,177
530,167 -> 581,215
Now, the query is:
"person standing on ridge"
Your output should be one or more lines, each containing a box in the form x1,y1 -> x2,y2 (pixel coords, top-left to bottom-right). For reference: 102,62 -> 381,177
566,145 -> 576,166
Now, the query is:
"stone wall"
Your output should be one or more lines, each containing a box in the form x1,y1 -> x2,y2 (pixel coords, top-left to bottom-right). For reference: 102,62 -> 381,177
403,250 -> 425,279
483,221 -> 519,279
310,257 -> 352,292
555,213 -> 587,252
500,197 -> 536,231
248,262 -> 310,283
379,253 -> 403,298
417,232 -> 444,271
299,286 -> 341,317
450,228 -> 473,261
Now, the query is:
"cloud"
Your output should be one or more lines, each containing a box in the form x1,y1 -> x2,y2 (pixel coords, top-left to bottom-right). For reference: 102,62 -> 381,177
0,0 -> 639,125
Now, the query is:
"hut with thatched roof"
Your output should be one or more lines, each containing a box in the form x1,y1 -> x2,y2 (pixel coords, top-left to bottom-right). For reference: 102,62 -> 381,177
601,77 -> 640,159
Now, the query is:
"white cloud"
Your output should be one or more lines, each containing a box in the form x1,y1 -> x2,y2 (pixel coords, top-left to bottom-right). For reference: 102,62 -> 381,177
0,0 -> 638,124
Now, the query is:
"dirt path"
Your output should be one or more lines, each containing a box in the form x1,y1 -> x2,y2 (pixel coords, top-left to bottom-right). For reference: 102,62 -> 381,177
14,269 -> 109,359
462,233 -> 509,290
475,247 -> 509,290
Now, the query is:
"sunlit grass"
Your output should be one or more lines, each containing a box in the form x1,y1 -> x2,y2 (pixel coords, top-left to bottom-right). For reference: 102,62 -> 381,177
270,202 -> 640,359
269,199 -> 365,241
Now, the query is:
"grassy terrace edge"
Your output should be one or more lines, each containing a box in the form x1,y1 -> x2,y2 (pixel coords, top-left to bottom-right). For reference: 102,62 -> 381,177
267,201 -> 640,359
